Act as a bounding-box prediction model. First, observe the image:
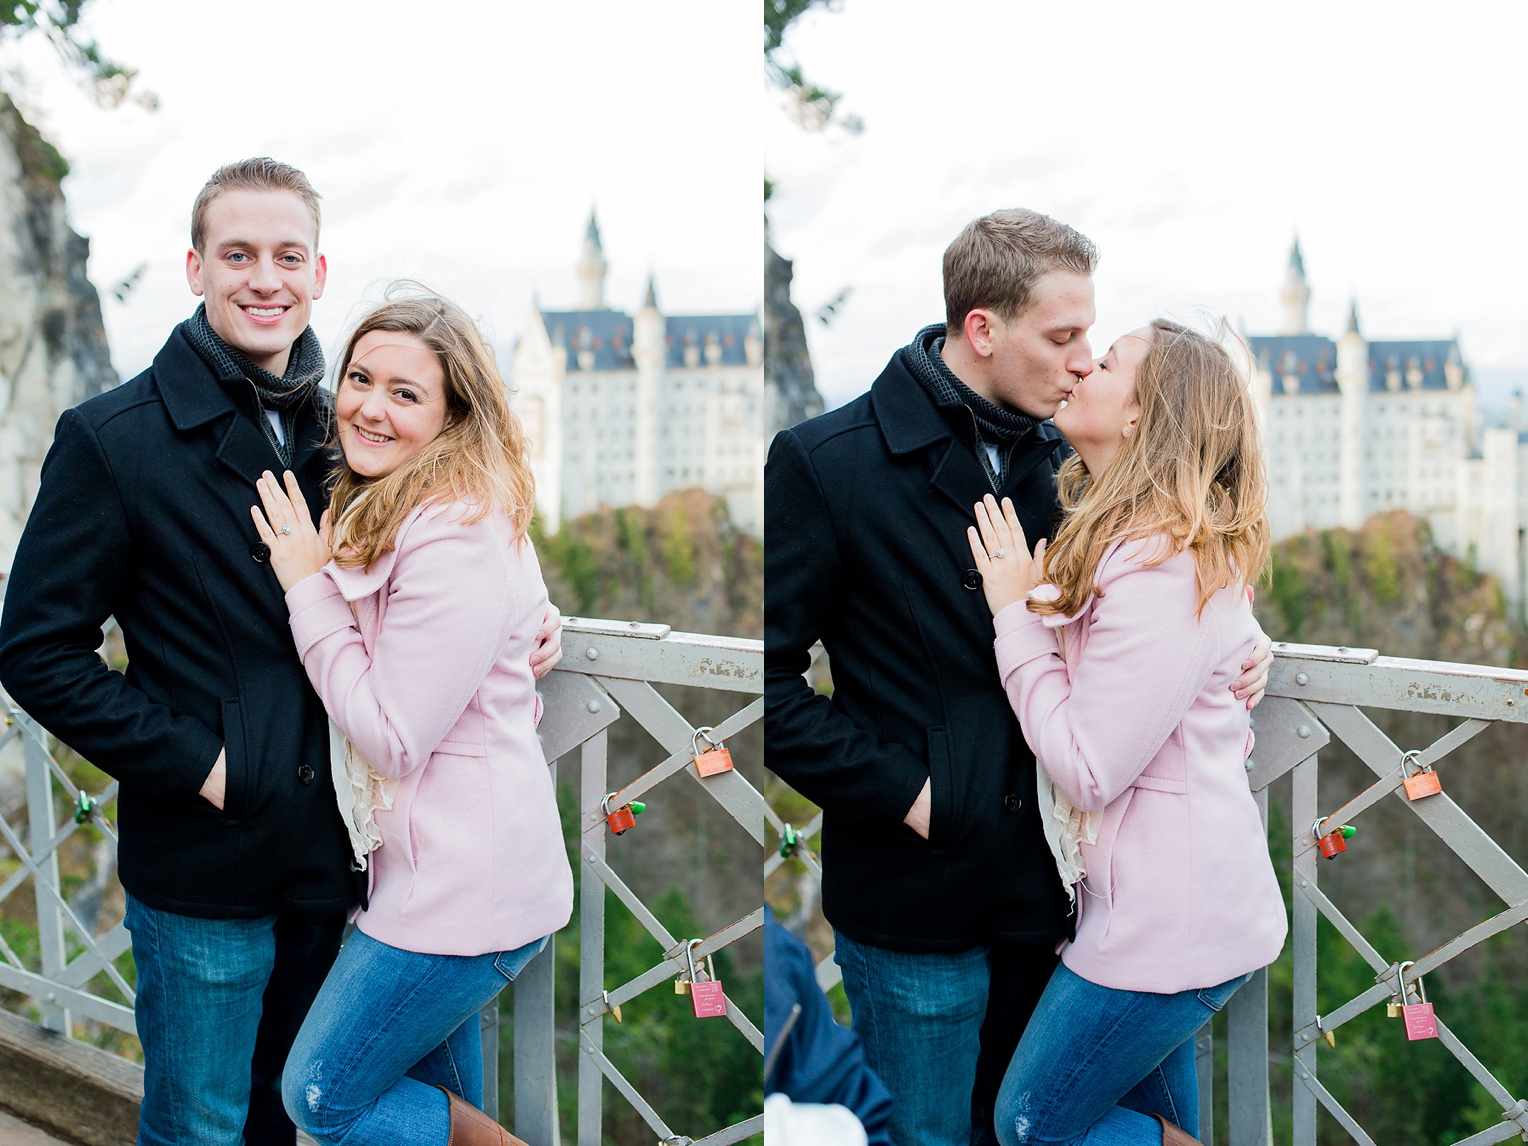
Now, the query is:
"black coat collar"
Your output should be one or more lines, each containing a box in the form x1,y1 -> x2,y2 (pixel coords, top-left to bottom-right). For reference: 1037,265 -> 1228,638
153,322 -> 330,481
868,348 -> 1068,511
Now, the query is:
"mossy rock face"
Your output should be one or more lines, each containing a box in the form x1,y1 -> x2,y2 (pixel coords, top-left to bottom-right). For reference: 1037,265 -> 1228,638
1,92 -> 70,184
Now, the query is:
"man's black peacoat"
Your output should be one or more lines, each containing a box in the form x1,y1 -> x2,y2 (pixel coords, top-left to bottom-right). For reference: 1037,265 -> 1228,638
0,320 -> 353,918
766,346 -> 1072,952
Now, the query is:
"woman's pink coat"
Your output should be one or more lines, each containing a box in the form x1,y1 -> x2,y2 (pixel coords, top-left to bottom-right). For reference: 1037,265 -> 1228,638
993,538 -> 1286,994
284,502 -> 573,957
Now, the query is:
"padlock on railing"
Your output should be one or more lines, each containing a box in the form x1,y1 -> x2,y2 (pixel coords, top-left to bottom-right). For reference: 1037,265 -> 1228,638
1399,749 -> 1442,801
1398,961 -> 1438,1041
691,726 -> 735,777
601,792 -> 645,836
778,822 -> 799,859
1313,817 -> 1356,859
683,938 -> 727,1019
73,789 -> 95,826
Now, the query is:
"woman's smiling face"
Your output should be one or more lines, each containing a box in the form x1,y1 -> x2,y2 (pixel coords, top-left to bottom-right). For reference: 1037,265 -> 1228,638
336,330 -> 449,478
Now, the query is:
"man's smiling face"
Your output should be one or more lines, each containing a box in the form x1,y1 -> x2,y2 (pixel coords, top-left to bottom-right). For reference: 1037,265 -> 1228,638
185,188 -> 326,375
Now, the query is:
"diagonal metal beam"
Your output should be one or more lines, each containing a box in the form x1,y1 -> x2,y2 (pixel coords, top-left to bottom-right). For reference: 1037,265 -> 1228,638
1308,702 -> 1528,906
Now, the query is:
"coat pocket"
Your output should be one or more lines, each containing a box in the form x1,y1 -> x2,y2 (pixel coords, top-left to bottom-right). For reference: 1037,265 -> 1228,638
219,697 -> 249,821
926,726 -> 956,850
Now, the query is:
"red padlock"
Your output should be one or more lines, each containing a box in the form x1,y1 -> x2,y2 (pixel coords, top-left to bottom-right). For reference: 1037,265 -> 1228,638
603,793 -> 636,835
692,726 -> 735,778
1313,817 -> 1354,859
1317,831 -> 1346,859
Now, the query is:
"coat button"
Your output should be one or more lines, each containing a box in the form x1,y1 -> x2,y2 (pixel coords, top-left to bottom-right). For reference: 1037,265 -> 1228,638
251,542 -> 271,563
962,568 -> 983,590
1004,793 -> 1022,814
297,764 -> 316,785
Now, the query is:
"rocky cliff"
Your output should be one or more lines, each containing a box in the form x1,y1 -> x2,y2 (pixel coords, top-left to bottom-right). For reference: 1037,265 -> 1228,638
0,92 -> 117,572
763,236 -> 823,438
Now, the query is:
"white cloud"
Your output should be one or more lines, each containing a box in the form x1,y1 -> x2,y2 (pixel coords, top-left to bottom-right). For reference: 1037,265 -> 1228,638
4,0 -> 761,379
767,0 -> 1528,408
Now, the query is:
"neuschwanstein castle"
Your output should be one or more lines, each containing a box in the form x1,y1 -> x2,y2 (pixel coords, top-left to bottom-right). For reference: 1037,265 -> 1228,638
512,214 -> 763,535
1250,241 -> 1525,607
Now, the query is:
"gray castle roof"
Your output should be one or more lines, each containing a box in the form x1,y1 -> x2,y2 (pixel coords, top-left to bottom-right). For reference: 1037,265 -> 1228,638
540,309 -> 757,372
1248,334 -> 1468,396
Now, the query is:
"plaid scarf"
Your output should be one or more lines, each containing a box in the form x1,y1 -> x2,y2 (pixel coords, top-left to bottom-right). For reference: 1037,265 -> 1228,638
902,323 -> 1039,488
185,303 -> 325,468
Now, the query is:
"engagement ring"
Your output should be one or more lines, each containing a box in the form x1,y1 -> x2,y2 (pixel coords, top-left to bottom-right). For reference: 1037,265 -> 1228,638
993,548 -> 1006,559
280,525 -> 293,536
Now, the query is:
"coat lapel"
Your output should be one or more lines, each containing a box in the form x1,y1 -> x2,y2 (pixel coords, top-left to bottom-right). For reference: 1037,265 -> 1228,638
214,413 -> 285,486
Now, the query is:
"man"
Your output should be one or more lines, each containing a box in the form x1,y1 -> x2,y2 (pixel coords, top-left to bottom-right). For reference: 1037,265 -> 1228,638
764,208 -> 1269,1146
0,158 -> 560,1146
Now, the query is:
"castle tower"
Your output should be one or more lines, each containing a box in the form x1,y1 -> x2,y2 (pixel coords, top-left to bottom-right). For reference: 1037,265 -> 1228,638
1281,237 -> 1311,335
1335,298 -> 1368,527
576,210 -> 608,310
631,273 -> 664,506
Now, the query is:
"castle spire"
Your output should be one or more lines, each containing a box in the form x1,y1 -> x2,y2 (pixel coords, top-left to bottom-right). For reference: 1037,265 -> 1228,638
1345,297 -> 1360,335
1281,235 -> 1310,335
576,208 -> 608,310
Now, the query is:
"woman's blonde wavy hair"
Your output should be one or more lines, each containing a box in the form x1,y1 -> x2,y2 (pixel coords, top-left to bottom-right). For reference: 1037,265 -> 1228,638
326,284 -> 535,569
1033,317 -> 1270,619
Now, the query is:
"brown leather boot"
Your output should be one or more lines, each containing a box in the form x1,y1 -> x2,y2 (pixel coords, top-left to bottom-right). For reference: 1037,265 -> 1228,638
439,1086 -> 531,1146
1152,1114 -> 1206,1146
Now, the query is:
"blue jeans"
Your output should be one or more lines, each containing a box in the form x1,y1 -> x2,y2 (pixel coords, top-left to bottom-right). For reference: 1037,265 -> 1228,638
124,891 -> 345,1146
994,962 -> 1252,1145
281,928 -> 549,1144
834,931 -> 1058,1146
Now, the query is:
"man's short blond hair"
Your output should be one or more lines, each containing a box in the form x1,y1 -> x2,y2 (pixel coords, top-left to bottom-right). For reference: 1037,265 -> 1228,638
191,157 -> 322,253
943,208 -> 1098,332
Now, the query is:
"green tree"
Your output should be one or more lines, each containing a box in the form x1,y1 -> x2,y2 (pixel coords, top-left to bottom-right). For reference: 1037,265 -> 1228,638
764,0 -> 860,134
1,1 -> 148,107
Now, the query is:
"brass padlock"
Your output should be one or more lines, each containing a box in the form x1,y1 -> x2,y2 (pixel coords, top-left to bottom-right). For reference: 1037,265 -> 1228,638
1400,750 -> 1442,801
692,726 -> 735,777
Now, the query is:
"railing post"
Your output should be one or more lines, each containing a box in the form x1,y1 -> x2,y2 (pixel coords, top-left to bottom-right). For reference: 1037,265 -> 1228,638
1195,1025 -> 1214,1145
513,762 -> 561,1145
481,1000 -> 500,1121
21,715 -> 68,1035
577,729 -> 608,1146
1227,785 -> 1273,1145
1291,754 -> 1319,1144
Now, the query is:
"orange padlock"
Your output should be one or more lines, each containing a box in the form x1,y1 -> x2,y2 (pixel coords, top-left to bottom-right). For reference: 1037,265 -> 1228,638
692,726 -> 735,777
1400,750 -> 1442,801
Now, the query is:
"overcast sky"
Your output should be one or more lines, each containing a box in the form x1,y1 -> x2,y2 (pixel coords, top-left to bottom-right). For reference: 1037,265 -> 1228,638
2,0 -> 759,382
766,0 -> 1528,412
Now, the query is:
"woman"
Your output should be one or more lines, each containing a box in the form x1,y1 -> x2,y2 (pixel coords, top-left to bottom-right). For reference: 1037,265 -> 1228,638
253,287 -> 573,1146
966,319 -> 1286,1146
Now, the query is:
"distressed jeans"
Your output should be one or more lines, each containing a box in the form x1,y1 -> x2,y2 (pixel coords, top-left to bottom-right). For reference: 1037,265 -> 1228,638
124,891 -> 345,1146
280,928 -> 548,1145
994,962 -> 1253,1145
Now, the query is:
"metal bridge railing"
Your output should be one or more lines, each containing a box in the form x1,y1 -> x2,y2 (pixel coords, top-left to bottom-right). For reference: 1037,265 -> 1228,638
768,642 -> 1528,1146
1236,643 -> 1528,1146
0,616 -> 763,1146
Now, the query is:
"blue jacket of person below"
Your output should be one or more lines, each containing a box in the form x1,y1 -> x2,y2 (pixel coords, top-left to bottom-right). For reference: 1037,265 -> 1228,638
764,907 -> 893,1145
